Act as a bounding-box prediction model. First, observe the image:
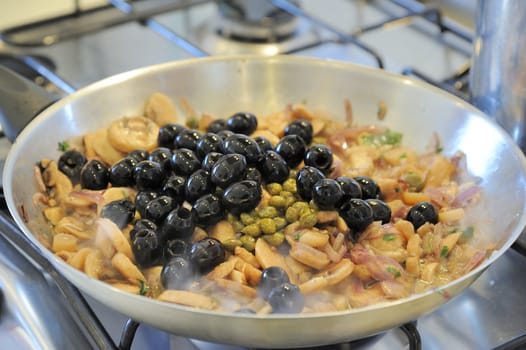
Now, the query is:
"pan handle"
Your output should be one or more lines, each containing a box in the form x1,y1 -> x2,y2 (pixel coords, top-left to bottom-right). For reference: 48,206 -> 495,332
0,66 -> 58,142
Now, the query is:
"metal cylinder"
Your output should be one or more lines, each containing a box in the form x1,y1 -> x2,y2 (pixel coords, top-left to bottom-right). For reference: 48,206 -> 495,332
470,0 -> 526,150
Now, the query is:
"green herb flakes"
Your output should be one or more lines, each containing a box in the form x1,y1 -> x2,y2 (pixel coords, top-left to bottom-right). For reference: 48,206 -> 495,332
360,129 -> 403,147
459,226 -> 475,243
57,141 -> 69,152
138,280 -> 149,296
440,245 -> 449,258
386,266 -> 401,278
383,234 -> 397,241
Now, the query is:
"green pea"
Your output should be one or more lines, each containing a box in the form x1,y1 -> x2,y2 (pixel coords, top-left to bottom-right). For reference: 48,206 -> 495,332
240,235 -> 256,252
226,212 -> 237,224
299,212 -> 317,228
274,217 -> 287,230
222,238 -> 243,252
292,201 -> 310,213
285,207 -> 300,223
269,195 -> 287,208
232,220 -> 245,233
267,183 -> 283,195
241,223 -> 261,237
288,169 -> 298,179
258,206 -> 278,218
240,212 -> 255,225
282,178 -> 297,193
263,232 -> 285,246
259,218 -> 277,235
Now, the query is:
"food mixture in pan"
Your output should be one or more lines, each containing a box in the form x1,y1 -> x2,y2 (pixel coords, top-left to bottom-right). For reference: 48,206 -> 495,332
33,93 -> 492,314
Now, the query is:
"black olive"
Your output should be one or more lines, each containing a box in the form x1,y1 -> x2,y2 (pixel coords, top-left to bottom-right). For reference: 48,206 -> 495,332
158,123 -> 186,148
201,152 -> 224,173
189,237 -> 226,274
258,266 -> 290,300
130,218 -> 157,242
275,134 -> 307,168
128,149 -> 149,162
210,153 -> 247,188
191,194 -> 224,227
148,147 -> 173,173
267,282 -> 304,314
222,180 -> 262,215
304,144 -> 333,173
174,129 -> 202,150
109,157 -> 137,187
80,160 -> 109,190
206,119 -> 227,134
354,176 -> 381,199
161,256 -> 195,290
366,199 -> 392,224
143,195 -> 175,224
185,169 -> 213,203
134,160 -> 165,191
222,133 -> 263,165
258,150 -> 290,183
296,166 -> 325,201
195,133 -> 224,159
162,175 -> 186,204
339,198 -> 374,237
58,150 -> 87,182
312,178 -> 343,210
226,112 -> 258,135
132,228 -> 162,268
284,118 -> 313,145
101,199 -> 135,229
171,148 -> 201,176
161,207 -> 195,242
217,130 -> 234,139
164,239 -> 189,262
406,201 -> 438,230
135,191 -> 159,218
336,176 -> 363,201
244,166 -> 262,184
254,136 -> 274,153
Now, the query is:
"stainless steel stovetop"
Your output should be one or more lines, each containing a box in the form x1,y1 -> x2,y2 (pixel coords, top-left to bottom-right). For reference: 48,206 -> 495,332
0,1 -> 524,349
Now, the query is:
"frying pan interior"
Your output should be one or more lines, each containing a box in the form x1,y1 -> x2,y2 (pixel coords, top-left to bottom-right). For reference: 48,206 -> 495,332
3,56 -> 526,348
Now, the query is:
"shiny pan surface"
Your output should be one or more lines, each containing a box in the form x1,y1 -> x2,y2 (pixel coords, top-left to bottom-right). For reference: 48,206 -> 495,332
4,56 -> 526,348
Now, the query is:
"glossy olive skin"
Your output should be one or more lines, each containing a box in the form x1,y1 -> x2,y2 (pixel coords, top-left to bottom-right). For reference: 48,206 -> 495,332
366,198 -> 392,224
109,157 -> 137,187
131,228 -> 162,268
148,147 -> 173,173
276,134 -> 307,169
191,194 -> 224,227
206,119 -> 227,134
284,118 -> 313,145
406,201 -> 439,230
161,207 -> 195,242
254,136 -> 274,153
171,148 -> 201,176
226,112 -> 258,135
189,237 -> 226,274
134,160 -> 165,191
296,166 -> 325,201
128,149 -> 149,162
143,195 -> 175,224
336,176 -> 363,202
258,150 -> 290,183
244,166 -> 262,184
304,144 -> 333,173
161,256 -> 195,290
312,178 -> 343,210
174,129 -> 203,150
222,134 -> 263,164
80,160 -> 109,190
162,175 -> 186,204
135,191 -> 159,218
267,282 -> 305,314
101,199 -> 136,229
58,150 -> 87,182
130,218 -> 157,242
210,153 -> 247,188
222,180 -> 262,216
164,239 -> 189,262
196,133 -> 224,159
258,266 -> 290,300
201,152 -> 224,173
354,175 -> 381,199
185,169 -> 213,203
339,198 -> 374,236
158,123 -> 186,148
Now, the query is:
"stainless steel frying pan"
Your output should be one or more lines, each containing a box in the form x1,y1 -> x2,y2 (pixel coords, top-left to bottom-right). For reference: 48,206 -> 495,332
2,56 -> 526,348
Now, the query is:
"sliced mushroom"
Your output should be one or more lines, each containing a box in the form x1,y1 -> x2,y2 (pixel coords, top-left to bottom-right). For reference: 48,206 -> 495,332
144,92 -> 178,126
107,116 -> 160,153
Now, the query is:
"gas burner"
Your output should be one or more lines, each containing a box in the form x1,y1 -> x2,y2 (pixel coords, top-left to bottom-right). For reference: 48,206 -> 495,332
0,53 -> 55,87
216,0 -> 299,42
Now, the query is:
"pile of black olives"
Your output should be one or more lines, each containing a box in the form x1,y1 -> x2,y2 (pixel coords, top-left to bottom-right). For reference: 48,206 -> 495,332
57,110 -> 439,311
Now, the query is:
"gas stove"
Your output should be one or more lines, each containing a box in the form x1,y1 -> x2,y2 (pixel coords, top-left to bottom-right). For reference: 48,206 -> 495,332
0,1 -> 524,349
